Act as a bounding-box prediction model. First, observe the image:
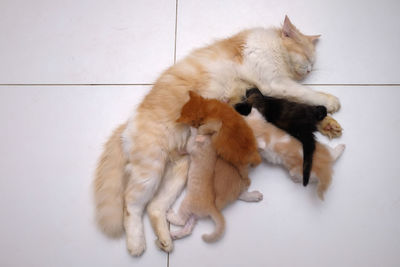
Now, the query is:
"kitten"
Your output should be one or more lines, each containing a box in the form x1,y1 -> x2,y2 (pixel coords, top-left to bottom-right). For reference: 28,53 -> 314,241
167,128 -> 263,242
244,108 -> 345,200
235,88 -> 327,187
94,16 -> 342,255
176,91 -> 261,180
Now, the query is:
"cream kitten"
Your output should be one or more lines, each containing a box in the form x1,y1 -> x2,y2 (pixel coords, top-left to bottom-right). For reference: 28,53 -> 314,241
167,127 -> 262,242
245,108 -> 345,200
94,16 -> 342,256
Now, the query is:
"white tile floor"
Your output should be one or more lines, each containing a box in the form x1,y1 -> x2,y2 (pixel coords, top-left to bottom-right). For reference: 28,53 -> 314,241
0,1 -> 399,267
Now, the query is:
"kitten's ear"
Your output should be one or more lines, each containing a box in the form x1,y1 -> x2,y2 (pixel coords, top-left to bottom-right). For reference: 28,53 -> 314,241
307,34 -> 321,44
189,90 -> 200,99
282,15 -> 297,39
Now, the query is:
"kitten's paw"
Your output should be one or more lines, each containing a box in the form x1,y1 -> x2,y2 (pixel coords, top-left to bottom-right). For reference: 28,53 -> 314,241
166,210 -> 185,226
155,237 -> 173,253
318,116 -> 343,139
322,93 -> 341,113
170,231 -> 181,240
126,236 -> 146,257
239,190 -> 263,202
249,190 -> 263,201
290,174 -> 302,183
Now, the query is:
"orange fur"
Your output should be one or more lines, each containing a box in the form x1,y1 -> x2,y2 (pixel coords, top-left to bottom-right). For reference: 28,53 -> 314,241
214,158 -> 251,210
168,129 -> 257,242
177,91 -> 261,175
245,109 -> 344,200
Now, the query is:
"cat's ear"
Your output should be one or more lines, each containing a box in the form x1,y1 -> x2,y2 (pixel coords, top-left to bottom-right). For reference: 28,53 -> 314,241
189,90 -> 200,99
307,34 -> 321,44
282,15 -> 297,39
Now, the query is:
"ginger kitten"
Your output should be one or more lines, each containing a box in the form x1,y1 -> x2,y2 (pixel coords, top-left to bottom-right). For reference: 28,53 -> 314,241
245,108 -> 345,200
167,128 -> 262,242
176,91 -> 261,180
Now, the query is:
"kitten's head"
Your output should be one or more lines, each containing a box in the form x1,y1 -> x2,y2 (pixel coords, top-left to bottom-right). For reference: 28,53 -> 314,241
176,91 -> 206,127
280,16 -> 320,80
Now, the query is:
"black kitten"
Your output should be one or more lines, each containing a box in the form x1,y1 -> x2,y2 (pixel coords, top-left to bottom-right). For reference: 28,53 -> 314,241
235,88 -> 327,186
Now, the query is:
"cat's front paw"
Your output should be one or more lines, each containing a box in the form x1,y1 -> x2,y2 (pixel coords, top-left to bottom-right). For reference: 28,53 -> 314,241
323,93 -> 341,113
318,116 -> 343,139
126,235 -> 146,256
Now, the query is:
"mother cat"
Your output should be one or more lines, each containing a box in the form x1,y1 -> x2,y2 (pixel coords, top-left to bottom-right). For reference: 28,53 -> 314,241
94,16 -> 341,256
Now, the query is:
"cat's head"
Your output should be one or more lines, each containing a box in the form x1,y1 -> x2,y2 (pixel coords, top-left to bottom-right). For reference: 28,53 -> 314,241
280,16 -> 320,80
176,91 -> 206,127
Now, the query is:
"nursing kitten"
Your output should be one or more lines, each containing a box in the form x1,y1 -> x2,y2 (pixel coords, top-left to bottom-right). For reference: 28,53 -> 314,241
176,91 -> 261,180
244,108 -> 345,200
94,16 -> 342,256
235,88 -> 327,187
167,128 -> 262,242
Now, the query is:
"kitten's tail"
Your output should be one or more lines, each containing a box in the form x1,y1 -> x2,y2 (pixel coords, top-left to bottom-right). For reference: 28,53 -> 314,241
202,208 -> 225,243
317,144 -> 346,200
301,133 -> 316,187
93,123 -> 128,238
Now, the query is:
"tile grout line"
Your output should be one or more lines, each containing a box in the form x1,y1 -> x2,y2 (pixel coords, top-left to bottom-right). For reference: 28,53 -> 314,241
0,83 -> 399,87
303,83 -> 400,86
0,83 -> 154,86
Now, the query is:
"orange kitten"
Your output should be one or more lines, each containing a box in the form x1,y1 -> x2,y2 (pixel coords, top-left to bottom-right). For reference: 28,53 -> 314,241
176,91 -> 261,179
167,128 -> 262,242
245,108 -> 345,200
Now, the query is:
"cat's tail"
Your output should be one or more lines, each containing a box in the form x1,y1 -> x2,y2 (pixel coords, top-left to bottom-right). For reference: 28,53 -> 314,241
301,133 -> 316,187
93,123 -> 128,238
202,208 -> 225,243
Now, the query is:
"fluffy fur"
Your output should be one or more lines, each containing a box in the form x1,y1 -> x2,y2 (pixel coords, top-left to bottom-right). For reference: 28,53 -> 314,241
235,87 -> 327,186
176,91 -> 261,180
245,108 -> 345,200
167,128 -> 263,242
93,16 -> 342,256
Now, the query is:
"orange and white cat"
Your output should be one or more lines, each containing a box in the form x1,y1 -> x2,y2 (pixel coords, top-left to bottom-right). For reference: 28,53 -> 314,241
94,16 -> 342,256
245,108 -> 345,200
167,127 -> 262,242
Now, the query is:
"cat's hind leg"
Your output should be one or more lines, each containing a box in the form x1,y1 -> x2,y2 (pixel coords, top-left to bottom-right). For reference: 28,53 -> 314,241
124,147 -> 167,256
147,155 -> 189,253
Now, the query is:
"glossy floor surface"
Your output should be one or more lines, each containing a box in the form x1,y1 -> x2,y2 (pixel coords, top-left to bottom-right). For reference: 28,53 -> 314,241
1,1 -> 399,266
